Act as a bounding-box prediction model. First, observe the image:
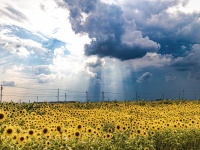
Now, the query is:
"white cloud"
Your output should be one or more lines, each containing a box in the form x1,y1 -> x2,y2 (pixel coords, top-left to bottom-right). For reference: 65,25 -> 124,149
54,46 -> 65,56
127,52 -> 172,71
168,0 -> 200,14
85,56 -> 105,68
121,29 -> 160,51
137,72 -> 153,83
0,26 -> 48,58
0,0 -> 90,52
36,73 -> 56,83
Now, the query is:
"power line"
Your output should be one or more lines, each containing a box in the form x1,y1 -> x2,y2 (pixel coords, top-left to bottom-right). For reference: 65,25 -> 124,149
59,89 -> 85,93
105,91 -> 132,94
13,86 -> 57,91
3,85 -> 200,102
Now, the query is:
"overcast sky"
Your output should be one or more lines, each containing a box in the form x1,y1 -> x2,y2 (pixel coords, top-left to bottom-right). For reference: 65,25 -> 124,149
0,0 -> 200,102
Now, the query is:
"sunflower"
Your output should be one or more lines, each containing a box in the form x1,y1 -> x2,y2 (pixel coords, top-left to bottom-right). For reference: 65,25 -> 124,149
86,127 -> 93,134
115,123 -> 121,132
28,129 -> 35,137
74,130 -> 81,138
76,124 -> 83,130
135,128 -> 141,134
4,126 -> 14,136
108,128 -> 113,133
18,135 -> 26,145
56,125 -> 63,133
45,140 -> 50,146
12,134 -> 18,141
42,127 -> 49,135
0,111 -> 6,122
149,131 -> 155,136
96,125 -> 102,132
67,133 -> 72,140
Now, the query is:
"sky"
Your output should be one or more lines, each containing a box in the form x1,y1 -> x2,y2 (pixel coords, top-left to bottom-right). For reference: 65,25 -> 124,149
0,0 -> 200,102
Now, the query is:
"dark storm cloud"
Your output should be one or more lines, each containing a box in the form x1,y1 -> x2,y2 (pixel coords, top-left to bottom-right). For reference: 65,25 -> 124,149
170,44 -> 200,79
170,44 -> 200,71
145,12 -> 200,57
122,0 -> 200,57
64,0 -> 160,60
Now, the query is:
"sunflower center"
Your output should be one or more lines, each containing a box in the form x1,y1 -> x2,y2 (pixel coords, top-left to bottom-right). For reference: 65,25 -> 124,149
43,128 -> 48,134
75,132 -> 80,137
77,125 -> 81,129
7,128 -> 13,134
29,130 -> 34,135
0,114 -> 4,119
20,137 -> 24,141
137,130 -> 141,134
57,126 -> 61,132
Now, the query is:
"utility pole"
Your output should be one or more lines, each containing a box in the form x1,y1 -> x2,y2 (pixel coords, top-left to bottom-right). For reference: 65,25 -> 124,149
57,89 -> 59,102
37,96 -> 38,103
102,91 -> 105,101
162,93 -> 164,100
136,92 -> 137,100
65,93 -> 67,101
86,91 -> 88,102
0,84 -> 3,103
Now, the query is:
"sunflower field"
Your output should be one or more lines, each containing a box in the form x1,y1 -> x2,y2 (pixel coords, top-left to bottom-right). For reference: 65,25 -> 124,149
1,100 -> 200,150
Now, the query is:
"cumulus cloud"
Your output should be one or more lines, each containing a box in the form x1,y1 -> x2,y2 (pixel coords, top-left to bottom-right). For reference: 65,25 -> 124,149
64,0 -> 200,61
166,74 -> 177,81
82,56 -> 105,78
85,56 -> 105,68
119,52 -> 172,72
32,65 -> 51,75
119,0 -> 200,57
1,80 -> 16,87
137,72 -> 152,83
36,74 -> 56,83
64,0 -> 160,60
0,25 -> 68,67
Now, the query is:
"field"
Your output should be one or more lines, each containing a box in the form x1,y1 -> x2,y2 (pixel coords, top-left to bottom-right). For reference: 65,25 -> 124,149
1,100 -> 200,150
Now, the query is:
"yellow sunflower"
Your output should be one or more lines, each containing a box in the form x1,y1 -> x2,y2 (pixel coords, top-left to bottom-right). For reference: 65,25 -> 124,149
4,126 -> 15,136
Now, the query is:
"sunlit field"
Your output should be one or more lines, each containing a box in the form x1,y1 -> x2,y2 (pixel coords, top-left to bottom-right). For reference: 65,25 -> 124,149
1,100 -> 200,150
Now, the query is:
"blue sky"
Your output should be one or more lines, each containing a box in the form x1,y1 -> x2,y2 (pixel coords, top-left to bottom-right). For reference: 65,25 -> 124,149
0,0 -> 200,102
